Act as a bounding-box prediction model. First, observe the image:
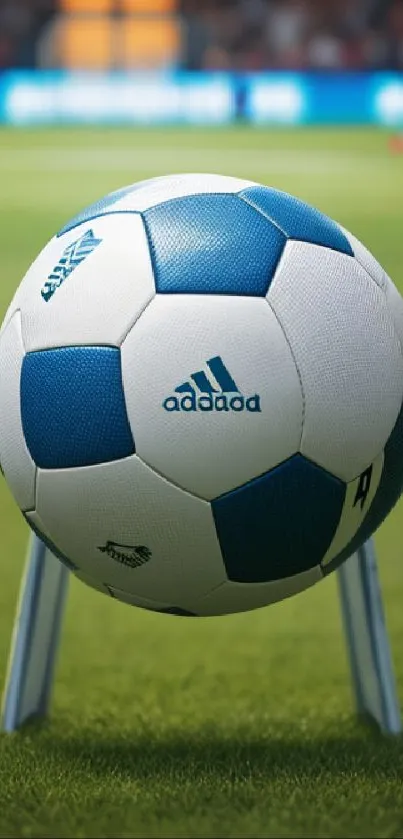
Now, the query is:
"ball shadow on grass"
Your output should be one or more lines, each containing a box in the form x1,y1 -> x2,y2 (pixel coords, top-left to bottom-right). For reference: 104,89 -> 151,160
15,715 -> 403,786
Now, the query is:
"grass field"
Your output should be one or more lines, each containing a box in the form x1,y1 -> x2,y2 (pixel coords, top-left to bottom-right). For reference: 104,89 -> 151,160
1,126 -> 403,839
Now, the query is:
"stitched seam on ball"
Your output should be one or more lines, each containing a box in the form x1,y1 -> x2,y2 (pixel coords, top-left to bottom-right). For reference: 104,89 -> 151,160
119,291 -> 156,347
355,257 -> 388,292
384,280 -> 403,364
238,192 -> 286,236
355,261 -> 403,365
57,210 -> 143,236
197,579 -> 228,601
140,191 -> 244,214
59,191 -> 254,237
140,211 -> 158,297
135,452 -> 213,503
265,296 -> 306,451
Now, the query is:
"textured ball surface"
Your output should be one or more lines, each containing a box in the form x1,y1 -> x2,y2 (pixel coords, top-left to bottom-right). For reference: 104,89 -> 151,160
1,173 -> 403,616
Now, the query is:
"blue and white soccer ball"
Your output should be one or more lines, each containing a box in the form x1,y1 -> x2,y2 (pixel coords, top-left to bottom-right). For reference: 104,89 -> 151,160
1,173 -> 403,617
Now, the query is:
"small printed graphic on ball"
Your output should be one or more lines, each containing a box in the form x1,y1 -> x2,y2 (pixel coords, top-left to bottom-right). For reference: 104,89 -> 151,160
1,172 -> 403,617
98,541 -> 152,569
41,229 -> 102,302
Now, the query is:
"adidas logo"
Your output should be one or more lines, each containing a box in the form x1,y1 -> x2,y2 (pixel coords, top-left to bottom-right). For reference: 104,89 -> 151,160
163,356 -> 261,413
41,229 -> 102,302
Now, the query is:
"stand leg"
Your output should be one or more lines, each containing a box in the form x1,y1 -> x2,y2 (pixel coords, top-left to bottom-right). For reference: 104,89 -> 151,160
338,538 -> 401,734
1,534 -> 69,732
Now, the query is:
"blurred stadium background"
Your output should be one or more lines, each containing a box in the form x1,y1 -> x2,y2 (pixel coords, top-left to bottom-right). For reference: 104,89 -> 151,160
2,0 -> 403,73
1,2 -> 403,839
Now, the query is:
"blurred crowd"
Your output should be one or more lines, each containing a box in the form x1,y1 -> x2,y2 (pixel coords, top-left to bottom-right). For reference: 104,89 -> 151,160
1,0 -> 403,71
180,0 -> 403,71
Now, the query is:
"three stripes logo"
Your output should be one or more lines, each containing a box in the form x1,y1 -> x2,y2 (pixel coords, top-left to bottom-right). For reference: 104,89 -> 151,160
163,356 -> 261,413
41,229 -> 102,302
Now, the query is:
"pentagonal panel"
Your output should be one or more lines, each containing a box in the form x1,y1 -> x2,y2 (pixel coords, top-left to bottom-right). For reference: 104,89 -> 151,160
10,214 -> 154,352
240,185 -> 353,255
142,194 -> 285,295
58,174 -> 256,235
0,310 -> 36,511
121,294 -> 303,499
34,455 -> 226,605
196,566 -> 322,616
212,454 -> 345,582
21,346 -> 134,468
268,240 -> 403,481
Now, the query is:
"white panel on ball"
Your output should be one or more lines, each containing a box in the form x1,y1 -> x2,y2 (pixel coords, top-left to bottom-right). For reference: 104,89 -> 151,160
196,565 -> 323,616
340,226 -> 387,290
32,456 -> 226,606
105,174 -> 256,214
268,241 -> 403,482
121,294 -> 303,499
12,214 -> 155,352
0,311 -> 36,511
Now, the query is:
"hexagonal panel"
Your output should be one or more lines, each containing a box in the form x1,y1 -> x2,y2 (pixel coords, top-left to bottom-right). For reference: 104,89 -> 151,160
12,213 -> 155,352
121,294 -> 303,499
268,240 -> 403,481
34,455 -> 226,605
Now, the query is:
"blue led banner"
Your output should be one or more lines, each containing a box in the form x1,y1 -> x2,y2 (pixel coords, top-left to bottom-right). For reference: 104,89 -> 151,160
0,70 -> 402,126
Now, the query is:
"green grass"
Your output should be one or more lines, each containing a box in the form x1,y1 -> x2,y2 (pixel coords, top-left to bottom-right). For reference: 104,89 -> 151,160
1,126 -> 403,838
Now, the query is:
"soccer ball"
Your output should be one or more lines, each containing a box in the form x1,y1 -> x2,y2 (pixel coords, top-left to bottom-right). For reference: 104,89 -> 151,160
1,174 -> 403,617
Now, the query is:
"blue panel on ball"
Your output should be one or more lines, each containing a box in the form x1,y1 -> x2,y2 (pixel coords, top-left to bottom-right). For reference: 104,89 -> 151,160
143,194 -> 286,296
324,402 -> 403,575
57,183 -> 142,236
21,346 -> 135,469
239,186 -> 354,256
212,455 -> 345,583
